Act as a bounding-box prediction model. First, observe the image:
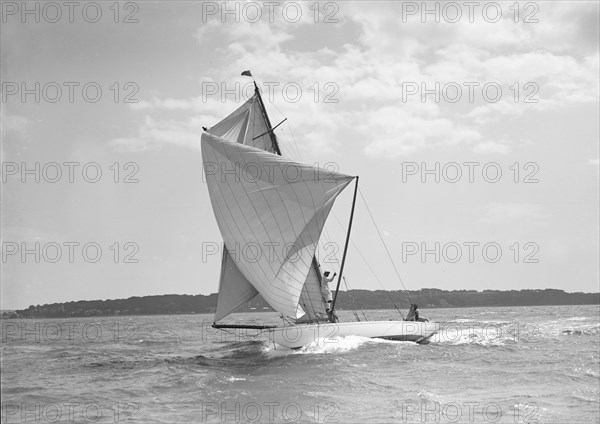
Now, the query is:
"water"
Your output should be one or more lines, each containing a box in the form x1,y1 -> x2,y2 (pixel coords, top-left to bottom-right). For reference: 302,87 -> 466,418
2,305 -> 598,423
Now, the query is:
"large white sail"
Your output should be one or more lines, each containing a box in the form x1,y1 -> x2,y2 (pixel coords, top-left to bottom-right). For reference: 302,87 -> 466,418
202,133 -> 354,319
214,249 -> 259,322
296,257 -> 329,322
207,91 -> 331,321
207,94 -> 271,321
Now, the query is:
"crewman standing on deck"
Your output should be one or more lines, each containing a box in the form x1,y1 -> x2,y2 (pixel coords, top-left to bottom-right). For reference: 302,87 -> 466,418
321,271 -> 336,313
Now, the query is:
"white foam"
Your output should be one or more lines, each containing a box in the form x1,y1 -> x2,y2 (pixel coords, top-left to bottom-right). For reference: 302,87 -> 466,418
434,325 -> 513,346
299,335 -> 418,354
298,335 -> 373,354
261,335 -> 418,356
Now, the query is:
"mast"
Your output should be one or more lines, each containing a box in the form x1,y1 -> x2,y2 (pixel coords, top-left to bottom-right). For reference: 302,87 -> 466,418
253,81 -> 282,156
330,176 -> 359,315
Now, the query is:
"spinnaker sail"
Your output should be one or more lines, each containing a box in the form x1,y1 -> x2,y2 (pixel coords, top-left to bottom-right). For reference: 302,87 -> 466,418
202,132 -> 353,319
205,88 -> 339,322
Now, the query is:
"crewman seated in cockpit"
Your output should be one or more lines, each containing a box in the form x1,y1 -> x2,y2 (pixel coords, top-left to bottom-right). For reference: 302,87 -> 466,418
406,304 -> 429,322
405,303 -> 418,321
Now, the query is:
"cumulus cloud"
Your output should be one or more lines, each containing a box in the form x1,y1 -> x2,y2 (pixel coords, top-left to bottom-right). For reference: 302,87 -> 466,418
114,1 -> 599,160
478,202 -> 553,225
110,116 -> 205,152
472,140 -> 512,155
361,106 -> 481,158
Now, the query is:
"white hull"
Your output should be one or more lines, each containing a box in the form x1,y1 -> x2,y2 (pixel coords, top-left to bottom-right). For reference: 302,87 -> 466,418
267,320 -> 439,349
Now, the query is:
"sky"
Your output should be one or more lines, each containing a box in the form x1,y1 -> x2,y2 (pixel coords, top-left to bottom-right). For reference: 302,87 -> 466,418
1,1 -> 599,310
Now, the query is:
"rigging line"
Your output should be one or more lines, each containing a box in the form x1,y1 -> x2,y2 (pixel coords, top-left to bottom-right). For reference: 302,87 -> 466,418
320,226 -> 340,270
331,176 -> 359,315
255,93 -> 333,273
342,275 -> 351,291
266,100 -> 335,275
282,122 -> 304,164
251,87 -> 321,281
330,211 -> 387,291
269,101 -> 304,162
342,276 -> 361,322
257,86 -> 346,309
317,200 -> 344,274
253,81 -> 281,155
319,189 -> 359,275
252,118 -> 287,140
343,274 -> 368,321
357,187 -> 411,298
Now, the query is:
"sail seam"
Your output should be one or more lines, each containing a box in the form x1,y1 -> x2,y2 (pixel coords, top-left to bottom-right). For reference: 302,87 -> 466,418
246,93 -> 329,318
204,140 -> 314,312
205,145 -> 278,293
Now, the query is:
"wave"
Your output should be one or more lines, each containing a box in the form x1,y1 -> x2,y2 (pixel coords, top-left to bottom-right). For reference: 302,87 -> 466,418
561,326 -> 599,336
296,335 -> 373,354
432,318 -> 600,346
207,340 -> 267,359
277,334 -> 414,356
433,321 -> 522,346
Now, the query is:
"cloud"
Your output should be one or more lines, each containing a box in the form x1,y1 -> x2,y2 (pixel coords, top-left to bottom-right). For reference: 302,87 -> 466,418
113,1 -> 598,159
110,116 -> 204,152
361,106 -> 481,158
465,51 -> 599,123
471,138 -> 531,155
472,140 -> 512,155
344,3 -> 599,126
478,203 -> 553,225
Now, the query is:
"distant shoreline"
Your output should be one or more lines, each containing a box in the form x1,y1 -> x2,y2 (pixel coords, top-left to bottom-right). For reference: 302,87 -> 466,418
2,303 -> 600,321
3,289 -> 598,319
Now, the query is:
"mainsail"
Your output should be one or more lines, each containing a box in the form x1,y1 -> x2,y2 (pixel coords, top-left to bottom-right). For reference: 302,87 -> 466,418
205,88 -> 338,322
202,133 -> 354,319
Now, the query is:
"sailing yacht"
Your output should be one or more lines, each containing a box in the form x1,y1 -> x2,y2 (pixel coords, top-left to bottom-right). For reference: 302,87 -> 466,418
202,72 -> 439,349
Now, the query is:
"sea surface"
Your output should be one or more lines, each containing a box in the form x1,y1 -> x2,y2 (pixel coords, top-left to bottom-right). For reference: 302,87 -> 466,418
1,305 -> 599,424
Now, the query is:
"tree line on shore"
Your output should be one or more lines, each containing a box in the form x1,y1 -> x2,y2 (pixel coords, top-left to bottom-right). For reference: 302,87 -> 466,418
4,288 -> 598,318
